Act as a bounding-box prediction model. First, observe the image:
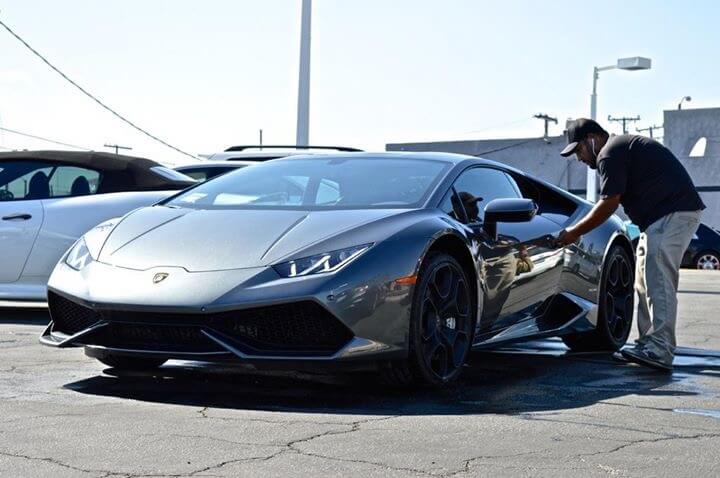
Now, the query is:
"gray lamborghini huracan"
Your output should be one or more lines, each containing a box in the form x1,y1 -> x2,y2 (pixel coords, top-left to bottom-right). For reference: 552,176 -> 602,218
41,152 -> 635,387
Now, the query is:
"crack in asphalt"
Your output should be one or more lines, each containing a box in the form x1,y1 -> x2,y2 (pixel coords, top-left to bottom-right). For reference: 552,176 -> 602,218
105,416 -> 409,478
578,432 -> 720,457
281,416 -> 437,476
442,449 -> 551,477
195,406 -> 373,427
0,450 -> 113,476
516,413 -> 674,438
142,432 -> 285,448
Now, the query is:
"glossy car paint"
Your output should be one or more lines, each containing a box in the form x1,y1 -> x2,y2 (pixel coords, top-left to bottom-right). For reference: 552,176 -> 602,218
41,153 -> 634,365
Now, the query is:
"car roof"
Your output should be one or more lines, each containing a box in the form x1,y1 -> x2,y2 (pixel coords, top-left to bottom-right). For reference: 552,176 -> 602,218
201,145 -> 364,162
175,160 -> 253,169
0,150 -> 195,192
271,151 -> 491,165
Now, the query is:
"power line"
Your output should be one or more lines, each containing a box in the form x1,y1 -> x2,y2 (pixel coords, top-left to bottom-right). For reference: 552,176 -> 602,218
637,124 -> 663,139
104,143 -> 132,154
0,126 -> 91,150
608,115 -> 640,134
460,117 -> 533,135
474,138 -> 538,156
533,113 -> 558,140
0,17 -> 198,160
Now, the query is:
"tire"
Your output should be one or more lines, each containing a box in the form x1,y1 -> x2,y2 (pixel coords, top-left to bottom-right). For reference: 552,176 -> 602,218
381,252 -> 476,388
95,354 -> 167,371
694,251 -> 720,270
562,245 -> 634,352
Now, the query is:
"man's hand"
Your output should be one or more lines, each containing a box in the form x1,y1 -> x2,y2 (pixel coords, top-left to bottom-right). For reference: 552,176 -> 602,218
555,227 -> 581,247
554,195 -> 621,248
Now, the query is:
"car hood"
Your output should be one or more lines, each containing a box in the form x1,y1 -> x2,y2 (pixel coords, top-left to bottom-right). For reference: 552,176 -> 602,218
97,206 -> 405,272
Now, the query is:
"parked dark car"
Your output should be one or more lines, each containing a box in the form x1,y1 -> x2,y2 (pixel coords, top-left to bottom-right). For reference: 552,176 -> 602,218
682,223 -> 720,270
628,221 -> 719,270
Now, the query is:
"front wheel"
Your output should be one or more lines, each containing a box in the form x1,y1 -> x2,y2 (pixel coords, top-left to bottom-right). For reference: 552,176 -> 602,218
381,252 -> 475,388
562,245 -> 634,352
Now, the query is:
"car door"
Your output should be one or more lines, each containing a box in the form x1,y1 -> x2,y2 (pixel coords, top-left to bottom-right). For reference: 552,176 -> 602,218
0,161 -> 49,283
446,167 -> 564,332
20,165 -> 104,279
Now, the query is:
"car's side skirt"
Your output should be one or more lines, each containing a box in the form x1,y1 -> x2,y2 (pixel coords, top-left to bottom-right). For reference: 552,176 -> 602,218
471,292 -> 597,349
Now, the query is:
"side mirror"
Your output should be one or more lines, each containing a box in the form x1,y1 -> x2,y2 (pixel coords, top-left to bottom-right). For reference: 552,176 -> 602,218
483,198 -> 538,239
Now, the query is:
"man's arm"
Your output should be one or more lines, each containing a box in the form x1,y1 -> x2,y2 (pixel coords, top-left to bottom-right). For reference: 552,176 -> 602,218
556,194 -> 621,246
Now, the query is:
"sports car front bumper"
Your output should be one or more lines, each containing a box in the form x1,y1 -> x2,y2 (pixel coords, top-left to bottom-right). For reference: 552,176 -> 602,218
41,258 -> 414,363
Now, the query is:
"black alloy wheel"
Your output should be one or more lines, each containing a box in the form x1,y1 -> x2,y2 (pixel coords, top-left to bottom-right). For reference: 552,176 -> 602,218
603,251 -> 635,342
382,252 -> 475,387
562,245 -> 634,352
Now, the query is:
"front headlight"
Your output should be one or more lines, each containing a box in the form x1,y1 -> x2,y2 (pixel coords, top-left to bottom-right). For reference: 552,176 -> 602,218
64,238 -> 94,271
273,244 -> 372,278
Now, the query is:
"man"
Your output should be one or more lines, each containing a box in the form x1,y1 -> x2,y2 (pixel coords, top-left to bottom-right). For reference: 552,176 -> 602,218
557,118 -> 704,372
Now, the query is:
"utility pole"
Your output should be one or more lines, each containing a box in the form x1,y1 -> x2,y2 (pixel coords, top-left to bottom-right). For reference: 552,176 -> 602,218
533,113 -> 558,140
637,124 -> 663,139
296,0 -> 312,147
608,115 -> 640,134
103,143 -> 132,155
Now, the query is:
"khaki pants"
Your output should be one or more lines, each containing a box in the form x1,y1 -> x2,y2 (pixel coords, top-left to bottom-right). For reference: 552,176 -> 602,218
634,209 -> 702,364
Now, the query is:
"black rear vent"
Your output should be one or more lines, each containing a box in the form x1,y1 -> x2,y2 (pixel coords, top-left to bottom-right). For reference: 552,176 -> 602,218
48,292 -> 101,335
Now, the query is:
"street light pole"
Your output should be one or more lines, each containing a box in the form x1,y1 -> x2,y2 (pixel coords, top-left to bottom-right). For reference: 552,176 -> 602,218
587,65 -> 614,202
295,0 -> 312,147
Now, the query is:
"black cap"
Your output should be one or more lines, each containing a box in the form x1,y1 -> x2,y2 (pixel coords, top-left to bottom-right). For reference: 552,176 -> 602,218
560,118 -> 606,157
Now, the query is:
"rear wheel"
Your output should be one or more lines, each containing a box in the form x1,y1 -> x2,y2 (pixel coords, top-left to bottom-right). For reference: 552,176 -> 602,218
381,252 -> 475,388
695,251 -> 720,270
94,354 -> 167,371
562,245 -> 634,352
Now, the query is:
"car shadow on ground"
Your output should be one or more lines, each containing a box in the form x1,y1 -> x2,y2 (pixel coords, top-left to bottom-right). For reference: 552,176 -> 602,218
0,308 -> 49,325
63,339 -> 720,416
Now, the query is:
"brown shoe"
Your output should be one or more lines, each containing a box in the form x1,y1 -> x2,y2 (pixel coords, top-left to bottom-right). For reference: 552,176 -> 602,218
621,348 -> 673,372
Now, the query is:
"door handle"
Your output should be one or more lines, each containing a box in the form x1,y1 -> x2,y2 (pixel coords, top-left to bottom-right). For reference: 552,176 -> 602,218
2,213 -> 32,221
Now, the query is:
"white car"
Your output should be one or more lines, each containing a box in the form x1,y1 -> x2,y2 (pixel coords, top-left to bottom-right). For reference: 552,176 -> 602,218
0,150 -> 194,303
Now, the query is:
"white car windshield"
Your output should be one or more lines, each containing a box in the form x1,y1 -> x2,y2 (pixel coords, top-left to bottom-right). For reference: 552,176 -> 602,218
167,157 -> 450,210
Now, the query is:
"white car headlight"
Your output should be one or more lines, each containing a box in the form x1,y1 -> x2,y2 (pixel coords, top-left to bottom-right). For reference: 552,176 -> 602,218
64,238 -> 94,271
273,244 -> 372,278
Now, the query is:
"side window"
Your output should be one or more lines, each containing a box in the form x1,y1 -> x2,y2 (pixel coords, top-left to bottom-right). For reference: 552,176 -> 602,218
181,170 -> 210,182
0,161 -> 54,201
49,166 -> 101,197
451,168 -> 520,223
316,179 -> 340,204
439,188 -> 465,222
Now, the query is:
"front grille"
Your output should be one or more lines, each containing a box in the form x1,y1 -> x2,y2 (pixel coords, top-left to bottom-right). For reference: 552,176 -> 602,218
48,294 -> 353,356
209,301 -> 354,354
48,292 -> 102,335
92,323 -> 224,353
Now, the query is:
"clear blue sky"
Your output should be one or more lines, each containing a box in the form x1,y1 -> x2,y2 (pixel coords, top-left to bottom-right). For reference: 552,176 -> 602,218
0,0 -> 718,164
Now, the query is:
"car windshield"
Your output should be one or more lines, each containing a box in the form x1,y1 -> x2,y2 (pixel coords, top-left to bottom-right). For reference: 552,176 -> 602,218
166,157 -> 450,210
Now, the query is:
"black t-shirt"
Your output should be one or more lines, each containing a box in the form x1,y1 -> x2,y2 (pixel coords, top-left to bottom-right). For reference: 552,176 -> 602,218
597,134 -> 705,231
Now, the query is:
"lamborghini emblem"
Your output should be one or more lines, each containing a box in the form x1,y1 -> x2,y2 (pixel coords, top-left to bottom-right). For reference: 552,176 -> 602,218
153,272 -> 169,284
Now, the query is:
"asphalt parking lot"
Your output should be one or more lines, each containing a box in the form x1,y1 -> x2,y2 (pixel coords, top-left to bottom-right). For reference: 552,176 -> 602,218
1,271 -> 719,477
